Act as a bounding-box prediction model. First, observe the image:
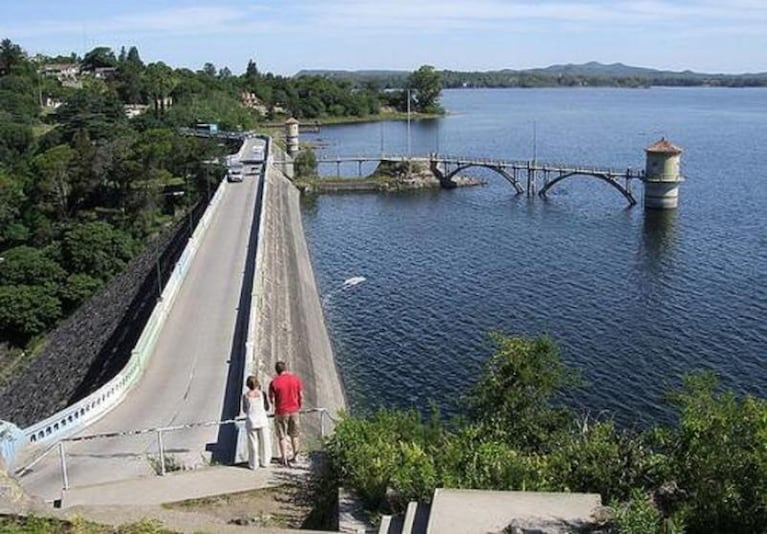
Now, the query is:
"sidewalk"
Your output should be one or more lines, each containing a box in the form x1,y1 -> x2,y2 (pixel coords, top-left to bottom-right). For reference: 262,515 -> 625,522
60,463 -> 299,508
4,458 -> 325,533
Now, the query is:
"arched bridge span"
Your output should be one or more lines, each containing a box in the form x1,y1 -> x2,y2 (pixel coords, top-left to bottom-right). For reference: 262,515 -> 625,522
538,170 -> 637,206
432,160 -> 524,194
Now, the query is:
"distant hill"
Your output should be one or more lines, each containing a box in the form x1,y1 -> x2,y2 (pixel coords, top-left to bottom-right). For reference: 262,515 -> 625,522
297,63 -> 767,89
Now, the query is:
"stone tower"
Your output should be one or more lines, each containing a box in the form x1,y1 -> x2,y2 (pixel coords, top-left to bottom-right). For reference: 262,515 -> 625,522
642,138 -> 684,209
285,117 -> 299,157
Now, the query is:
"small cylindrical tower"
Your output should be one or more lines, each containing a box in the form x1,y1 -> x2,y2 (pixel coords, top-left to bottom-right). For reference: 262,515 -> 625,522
285,117 -> 299,157
642,138 -> 684,209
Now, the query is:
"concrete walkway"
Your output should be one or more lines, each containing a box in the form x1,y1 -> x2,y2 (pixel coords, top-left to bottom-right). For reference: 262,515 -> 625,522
59,464 -> 291,508
251,156 -> 347,442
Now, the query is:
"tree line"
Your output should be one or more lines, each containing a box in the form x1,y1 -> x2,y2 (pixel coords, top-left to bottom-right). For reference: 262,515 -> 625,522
0,38 -> 444,355
0,39 -> 233,351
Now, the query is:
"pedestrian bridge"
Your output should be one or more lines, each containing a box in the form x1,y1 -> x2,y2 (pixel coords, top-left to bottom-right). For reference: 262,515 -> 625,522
317,154 -> 645,206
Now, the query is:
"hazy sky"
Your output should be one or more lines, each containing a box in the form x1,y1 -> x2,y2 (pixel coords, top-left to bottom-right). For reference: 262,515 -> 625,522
3,0 -> 766,75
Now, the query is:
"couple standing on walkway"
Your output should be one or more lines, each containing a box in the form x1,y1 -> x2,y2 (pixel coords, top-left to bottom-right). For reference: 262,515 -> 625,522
242,361 -> 303,469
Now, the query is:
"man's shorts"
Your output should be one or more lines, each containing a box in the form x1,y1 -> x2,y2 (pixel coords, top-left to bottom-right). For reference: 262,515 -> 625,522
275,412 -> 300,439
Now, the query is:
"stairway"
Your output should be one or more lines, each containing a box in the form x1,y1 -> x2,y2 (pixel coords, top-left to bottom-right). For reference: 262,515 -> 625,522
378,501 -> 431,534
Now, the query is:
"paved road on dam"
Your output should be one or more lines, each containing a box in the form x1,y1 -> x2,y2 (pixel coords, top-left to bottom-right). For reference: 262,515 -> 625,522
19,157 -> 263,502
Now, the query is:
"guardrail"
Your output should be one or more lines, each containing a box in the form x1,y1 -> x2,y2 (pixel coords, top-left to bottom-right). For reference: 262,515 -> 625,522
238,137 -> 271,464
15,408 -> 337,491
5,177 -> 230,468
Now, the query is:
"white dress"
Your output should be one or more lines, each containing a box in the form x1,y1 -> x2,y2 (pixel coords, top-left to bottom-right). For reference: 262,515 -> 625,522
243,389 -> 272,469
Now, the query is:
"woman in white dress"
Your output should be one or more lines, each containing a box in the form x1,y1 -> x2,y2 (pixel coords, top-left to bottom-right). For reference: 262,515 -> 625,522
242,375 -> 272,469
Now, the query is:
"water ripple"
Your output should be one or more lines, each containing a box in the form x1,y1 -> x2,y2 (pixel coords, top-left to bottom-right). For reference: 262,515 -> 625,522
305,88 -> 767,426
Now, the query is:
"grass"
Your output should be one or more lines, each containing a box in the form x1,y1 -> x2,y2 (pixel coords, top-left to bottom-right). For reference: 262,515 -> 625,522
0,515 -> 173,533
162,485 -> 311,529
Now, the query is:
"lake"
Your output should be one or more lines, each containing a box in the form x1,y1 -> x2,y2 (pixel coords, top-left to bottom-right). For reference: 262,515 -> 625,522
301,87 -> 767,426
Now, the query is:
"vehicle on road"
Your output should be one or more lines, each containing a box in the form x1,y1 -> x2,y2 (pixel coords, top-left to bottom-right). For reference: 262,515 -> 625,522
227,162 -> 244,182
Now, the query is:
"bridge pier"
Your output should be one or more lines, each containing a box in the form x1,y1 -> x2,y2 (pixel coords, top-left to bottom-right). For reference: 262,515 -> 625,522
429,157 -> 457,189
526,163 -> 536,195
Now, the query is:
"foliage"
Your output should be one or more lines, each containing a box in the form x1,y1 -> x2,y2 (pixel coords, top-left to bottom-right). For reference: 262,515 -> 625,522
545,420 -> 661,502
324,409 -> 442,512
407,65 -> 443,113
0,39 -> 224,350
660,372 -> 767,533
468,334 -> 578,451
82,46 -> 117,70
322,334 -> 767,533
610,490 -> 664,534
0,284 -> 62,342
294,148 -> 318,178
59,221 -> 139,280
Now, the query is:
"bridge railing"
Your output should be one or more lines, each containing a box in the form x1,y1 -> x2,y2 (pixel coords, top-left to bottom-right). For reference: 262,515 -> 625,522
15,408 -> 338,492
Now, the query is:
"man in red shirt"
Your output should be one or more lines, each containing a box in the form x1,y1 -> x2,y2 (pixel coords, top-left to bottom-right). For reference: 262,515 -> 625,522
269,361 -> 303,466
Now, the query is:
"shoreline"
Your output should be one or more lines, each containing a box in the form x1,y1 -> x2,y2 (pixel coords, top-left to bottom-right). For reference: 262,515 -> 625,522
295,158 -> 485,194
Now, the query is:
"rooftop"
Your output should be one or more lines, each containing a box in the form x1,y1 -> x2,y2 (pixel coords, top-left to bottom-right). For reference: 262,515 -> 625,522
645,137 -> 683,154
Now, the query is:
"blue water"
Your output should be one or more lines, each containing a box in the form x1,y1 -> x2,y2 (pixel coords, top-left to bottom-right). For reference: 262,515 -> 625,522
301,88 -> 767,425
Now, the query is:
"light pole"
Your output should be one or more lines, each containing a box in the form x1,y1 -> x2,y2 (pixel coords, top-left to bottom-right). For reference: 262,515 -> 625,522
407,88 -> 412,177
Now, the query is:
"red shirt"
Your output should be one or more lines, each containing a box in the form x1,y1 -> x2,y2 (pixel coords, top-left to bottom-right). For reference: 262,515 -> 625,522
269,372 -> 303,415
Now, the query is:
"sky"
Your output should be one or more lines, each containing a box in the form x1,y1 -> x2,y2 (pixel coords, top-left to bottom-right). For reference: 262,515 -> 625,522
2,0 -> 766,75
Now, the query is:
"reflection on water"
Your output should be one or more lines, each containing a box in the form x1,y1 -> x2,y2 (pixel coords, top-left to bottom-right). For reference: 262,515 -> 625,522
641,209 -> 678,269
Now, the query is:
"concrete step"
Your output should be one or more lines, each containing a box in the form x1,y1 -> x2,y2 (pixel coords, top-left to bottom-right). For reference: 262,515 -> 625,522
378,515 -> 393,534
401,501 -> 418,534
399,501 -> 430,534
412,502 -> 430,534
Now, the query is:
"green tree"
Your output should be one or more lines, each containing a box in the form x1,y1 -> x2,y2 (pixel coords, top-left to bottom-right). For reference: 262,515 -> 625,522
0,284 -> 62,343
60,272 -> 103,311
33,144 -> 75,218
245,59 -> 259,78
116,46 -> 145,104
407,65 -> 442,113
0,245 -> 65,288
0,39 -> 25,74
126,46 -> 143,68
467,334 -> 578,451
59,221 -> 138,280
294,149 -> 318,178
143,62 -> 176,116
82,46 -> 117,70
0,122 -> 34,164
201,62 -> 217,78
0,171 -> 26,245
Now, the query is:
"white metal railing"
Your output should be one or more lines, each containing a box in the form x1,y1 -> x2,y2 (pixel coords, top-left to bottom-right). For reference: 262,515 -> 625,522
15,408 -> 337,491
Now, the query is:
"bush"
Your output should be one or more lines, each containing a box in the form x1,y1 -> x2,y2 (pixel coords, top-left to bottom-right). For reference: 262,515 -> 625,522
324,409 -> 439,512
294,148 -> 318,179
468,334 -> 578,451
663,372 -> 767,532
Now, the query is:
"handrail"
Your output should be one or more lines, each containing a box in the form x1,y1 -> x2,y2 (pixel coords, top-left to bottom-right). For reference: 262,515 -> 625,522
15,407 -> 337,487
315,153 -> 644,178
